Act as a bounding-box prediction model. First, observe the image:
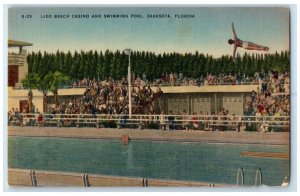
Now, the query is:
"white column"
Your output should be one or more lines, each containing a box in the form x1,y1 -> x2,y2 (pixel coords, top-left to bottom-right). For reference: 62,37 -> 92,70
128,53 -> 132,118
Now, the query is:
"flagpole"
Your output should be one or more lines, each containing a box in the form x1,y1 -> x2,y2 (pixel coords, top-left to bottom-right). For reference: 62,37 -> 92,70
124,49 -> 132,118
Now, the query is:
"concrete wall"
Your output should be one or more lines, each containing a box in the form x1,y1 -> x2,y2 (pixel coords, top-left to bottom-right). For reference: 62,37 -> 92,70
221,93 -> 244,115
8,168 -> 222,187
8,50 -> 29,86
88,174 -> 143,187
161,92 -> 250,115
191,95 -> 212,114
8,94 -> 44,113
8,87 -> 86,113
18,50 -> 28,85
157,85 -> 258,115
8,168 -> 32,186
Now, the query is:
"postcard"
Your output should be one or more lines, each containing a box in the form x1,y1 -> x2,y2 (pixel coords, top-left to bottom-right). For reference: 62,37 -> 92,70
7,6 -> 290,187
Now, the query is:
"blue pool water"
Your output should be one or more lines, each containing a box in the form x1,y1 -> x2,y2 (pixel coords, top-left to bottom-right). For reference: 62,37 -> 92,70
8,136 -> 289,186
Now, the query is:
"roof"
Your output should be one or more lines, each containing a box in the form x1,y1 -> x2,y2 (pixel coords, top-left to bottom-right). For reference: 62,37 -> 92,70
8,40 -> 33,47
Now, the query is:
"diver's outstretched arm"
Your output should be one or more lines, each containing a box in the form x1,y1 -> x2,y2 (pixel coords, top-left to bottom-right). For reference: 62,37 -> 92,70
232,23 -> 237,40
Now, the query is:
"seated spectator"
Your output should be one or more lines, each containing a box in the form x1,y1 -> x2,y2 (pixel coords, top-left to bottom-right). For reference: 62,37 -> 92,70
203,111 -> 210,130
191,112 -> 199,130
8,110 -> 13,126
231,114 -> 241,132
210,112 -> 218,131
37,113 -> 44,127
15,108 -> 20,120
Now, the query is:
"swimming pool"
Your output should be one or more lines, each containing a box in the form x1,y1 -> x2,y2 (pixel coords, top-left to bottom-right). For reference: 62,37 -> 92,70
8,136 -> 289,186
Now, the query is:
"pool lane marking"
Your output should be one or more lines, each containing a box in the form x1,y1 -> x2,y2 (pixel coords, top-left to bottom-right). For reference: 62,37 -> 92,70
240,151 -> 289,159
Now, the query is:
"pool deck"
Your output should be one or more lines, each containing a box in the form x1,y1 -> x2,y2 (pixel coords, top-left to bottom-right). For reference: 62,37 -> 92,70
8,126 -> 289,145
8,168 -> 232,187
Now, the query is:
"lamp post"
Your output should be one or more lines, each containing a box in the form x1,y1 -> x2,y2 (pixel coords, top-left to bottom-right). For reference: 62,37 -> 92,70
124,49 -> 132,118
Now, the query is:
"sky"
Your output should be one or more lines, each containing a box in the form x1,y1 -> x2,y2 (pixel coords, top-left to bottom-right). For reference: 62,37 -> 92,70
8,7 -> 290,57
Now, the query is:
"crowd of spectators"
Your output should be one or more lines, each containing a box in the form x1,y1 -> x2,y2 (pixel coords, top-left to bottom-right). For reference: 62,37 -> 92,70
244,71 -> 290,117
67,72 -> 269,88
8,106 -> 43,127
9,70 -> 290,132
55,77 -> 162,116
242,71 -> 290,132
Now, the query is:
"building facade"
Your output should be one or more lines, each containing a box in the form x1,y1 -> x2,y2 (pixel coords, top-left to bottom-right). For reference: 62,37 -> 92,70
8,40 -> 32,87
156,85 -> 257,115
8,85 -> 258,114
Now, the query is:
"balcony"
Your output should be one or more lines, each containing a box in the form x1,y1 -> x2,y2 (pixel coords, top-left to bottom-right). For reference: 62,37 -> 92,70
8,53 -> 26,66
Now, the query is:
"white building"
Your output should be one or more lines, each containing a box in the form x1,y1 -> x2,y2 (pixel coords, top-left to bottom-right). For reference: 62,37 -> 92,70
8,40 -> 32,87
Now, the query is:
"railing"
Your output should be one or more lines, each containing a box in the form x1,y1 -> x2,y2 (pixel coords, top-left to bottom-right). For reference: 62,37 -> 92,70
66,81 -> 260,88
11,82 -> 261,90
9,113 -> 290,132
236,167 -> 244,186
255,168 -> 262,186
237,167 -> 264,186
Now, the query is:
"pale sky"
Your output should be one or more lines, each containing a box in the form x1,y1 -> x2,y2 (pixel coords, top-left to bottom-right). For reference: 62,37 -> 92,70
8,7 -> 290,57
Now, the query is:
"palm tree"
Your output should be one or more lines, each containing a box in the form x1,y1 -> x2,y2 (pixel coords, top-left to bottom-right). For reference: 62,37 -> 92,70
35,73 -> 52,113
49,71 -> 70,107
21,73 -> 38,113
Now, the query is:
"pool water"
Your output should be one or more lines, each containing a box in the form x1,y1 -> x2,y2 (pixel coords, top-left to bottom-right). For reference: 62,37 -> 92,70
8,136 -> 290,186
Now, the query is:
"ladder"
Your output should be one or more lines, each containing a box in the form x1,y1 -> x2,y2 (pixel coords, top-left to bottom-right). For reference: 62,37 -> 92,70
236,167 -> 263,186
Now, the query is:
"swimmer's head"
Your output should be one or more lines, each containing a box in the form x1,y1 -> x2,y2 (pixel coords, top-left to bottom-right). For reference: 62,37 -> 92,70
228,39 -> 234,45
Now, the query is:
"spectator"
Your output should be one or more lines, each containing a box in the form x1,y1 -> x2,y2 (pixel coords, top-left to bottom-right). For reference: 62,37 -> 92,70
182,109 -> 190,131
191,112 -> 199,130
37,112 -> 44,127
159,111 -> 166,130
167,110 -> 175,130
8,110 -> 13,126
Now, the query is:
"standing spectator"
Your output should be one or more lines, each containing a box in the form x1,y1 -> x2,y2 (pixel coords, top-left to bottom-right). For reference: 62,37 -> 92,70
31,103 -> 36,114
15,108 -> 20,120
159,111 -> 166,130
182,109 -> 190,131
168,110 -> 175,130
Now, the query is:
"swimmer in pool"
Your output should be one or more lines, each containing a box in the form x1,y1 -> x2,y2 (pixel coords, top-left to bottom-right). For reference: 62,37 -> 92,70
228,23 -> 269,60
